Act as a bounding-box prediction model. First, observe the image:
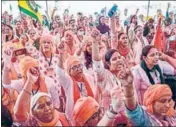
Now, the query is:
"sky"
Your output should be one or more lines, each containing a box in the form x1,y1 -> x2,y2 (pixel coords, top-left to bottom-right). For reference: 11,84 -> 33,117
2,1 -> 176,19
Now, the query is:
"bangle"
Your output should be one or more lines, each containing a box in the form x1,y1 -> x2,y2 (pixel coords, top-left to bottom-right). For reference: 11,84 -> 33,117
109,105 -> 118,115
23,89 -> 31,95
106,111 -> 116,119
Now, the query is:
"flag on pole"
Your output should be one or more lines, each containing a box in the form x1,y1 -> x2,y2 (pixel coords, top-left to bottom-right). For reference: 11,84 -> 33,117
9,4 -> 12,12
18,0 -> 43,23
153,17 -> 166,51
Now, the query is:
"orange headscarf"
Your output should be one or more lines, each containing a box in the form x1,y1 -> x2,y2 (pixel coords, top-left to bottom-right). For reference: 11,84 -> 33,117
143,84 -> 174,117
65,56 -> 94,104
72,96 -> 99,126
19,56 -> 47,93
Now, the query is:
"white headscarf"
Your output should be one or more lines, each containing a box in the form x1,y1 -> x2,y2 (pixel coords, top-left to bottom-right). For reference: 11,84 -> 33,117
30,92 -> 52,115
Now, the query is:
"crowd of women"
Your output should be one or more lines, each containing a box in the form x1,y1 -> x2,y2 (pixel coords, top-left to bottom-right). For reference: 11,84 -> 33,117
1,2 -> 176,127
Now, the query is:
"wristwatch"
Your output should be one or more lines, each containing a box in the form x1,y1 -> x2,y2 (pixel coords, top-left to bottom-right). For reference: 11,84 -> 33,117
109,105 -> 118,115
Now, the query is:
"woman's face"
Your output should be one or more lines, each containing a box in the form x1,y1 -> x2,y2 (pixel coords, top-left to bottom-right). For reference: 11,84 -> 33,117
153,95 -> 172,116
65,32 -> 74,43
100,17 -> 105,24
110,52 -> 125,72
52,21 -> 58,29
145,48 -> 159,66
147,28 -> 155,43
136,26 -> 143,37
32,96 -> 54,123
84,108 -> 104,126
132,16 -> 137,24
5,26 -> 12,36
29,30 -> 36,39
69,61 -> 83,78
86,41 -> 92,54
16,21 -> 22,30
77,28 -> 85,36
119,34 -> 128,46
20,34 -> 28,43
42,40 -> 52,52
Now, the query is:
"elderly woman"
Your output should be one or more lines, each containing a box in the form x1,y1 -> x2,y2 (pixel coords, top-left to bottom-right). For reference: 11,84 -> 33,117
121,69 -> 176,126
132,45 -> 176,104
56,53 -> 98,123
2,56 -> 62,111
14,76 -> 70,126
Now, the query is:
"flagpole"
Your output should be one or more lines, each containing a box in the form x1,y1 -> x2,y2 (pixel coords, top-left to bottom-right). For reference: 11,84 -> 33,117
147,0 -> 150,20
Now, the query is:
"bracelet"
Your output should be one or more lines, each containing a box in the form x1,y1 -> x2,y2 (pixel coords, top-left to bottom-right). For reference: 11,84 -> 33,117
23,89 -> 31,95
106,111 -> 116,119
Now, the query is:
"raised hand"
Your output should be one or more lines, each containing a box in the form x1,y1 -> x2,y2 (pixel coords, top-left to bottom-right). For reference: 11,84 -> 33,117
91,28 -> 100,41
118,66 -> 134,87
3,47 -> 14,66
26,67 -> 39,85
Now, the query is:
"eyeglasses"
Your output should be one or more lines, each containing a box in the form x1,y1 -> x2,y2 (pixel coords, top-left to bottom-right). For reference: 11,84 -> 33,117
71,64 -> 83,71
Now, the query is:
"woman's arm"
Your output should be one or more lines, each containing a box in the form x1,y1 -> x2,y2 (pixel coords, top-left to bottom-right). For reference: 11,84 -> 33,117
92,29 -> 101,61
119,68 -> 137,110
160,52 -> 176,69
14,69 -> 37,122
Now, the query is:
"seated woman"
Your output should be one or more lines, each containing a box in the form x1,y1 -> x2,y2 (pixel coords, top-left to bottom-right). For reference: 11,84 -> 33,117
120,68 -> 176,126
56,50 -> 98,123
132,45 -> 176,104
2,56 -> 62,112
14,78 -> 70,126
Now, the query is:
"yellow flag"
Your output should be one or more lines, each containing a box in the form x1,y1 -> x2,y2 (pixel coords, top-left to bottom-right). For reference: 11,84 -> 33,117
18,0 -> 42,23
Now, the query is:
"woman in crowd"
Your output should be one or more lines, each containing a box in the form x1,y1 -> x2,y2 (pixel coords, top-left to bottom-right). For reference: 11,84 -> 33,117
4,24 -> 14,43
132,25 -> 149,63
15,21 -> 24,38
132,45 -> 176,104
14,73 -> 70,126
121,68 -> 176,126
96,16 -> 110,35
2,55 -> 62,111
56,50 -> 98,123
91,28 -> 129,111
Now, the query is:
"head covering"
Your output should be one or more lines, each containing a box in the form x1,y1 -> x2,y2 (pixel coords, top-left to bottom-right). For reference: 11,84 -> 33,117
19,56 -> 39,77
40,34 -> 54,53
65,56 -> 80,74
143,84 -> 174,117
72,96 -> 99,126
30,92 -> 60,127
31,92 -> 51,115
96,16 -> 110,34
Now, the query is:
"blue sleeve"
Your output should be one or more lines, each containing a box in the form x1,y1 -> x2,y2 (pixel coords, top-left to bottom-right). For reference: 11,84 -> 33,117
126,104 -> 150,126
